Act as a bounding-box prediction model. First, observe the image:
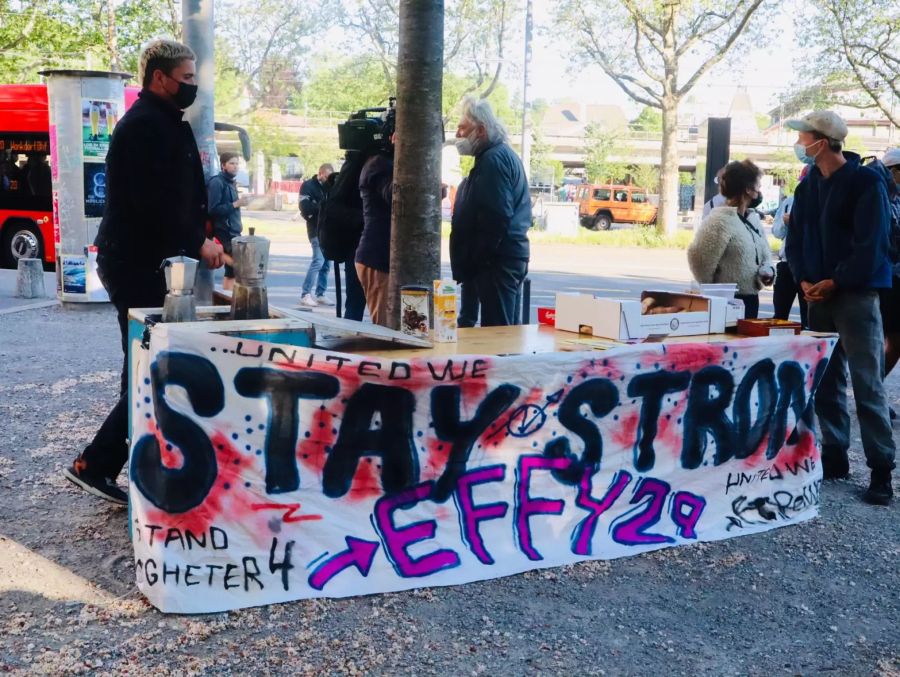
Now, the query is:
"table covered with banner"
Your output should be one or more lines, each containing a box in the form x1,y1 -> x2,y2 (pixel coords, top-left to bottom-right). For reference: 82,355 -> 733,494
126,313 -> 837,613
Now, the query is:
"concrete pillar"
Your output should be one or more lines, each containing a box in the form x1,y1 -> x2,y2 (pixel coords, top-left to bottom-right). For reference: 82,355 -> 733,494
15,258 -> 46,299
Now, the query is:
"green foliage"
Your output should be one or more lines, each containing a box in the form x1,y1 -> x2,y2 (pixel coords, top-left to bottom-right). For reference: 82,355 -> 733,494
583,123 -> 629,184
214,45 -> 248,118
630,164 -> 659,192
769,149 -> 802,196
630,106 -> 662,133
755,113 -> 771,131
798,0 -> 900,127
296,57 -> 393,114
679,171 -> 695,186
0,1 -> 105,82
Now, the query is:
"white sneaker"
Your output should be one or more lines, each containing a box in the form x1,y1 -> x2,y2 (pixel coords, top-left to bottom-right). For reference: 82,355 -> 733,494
300,293 -> 318,307
315,294 -> 335,306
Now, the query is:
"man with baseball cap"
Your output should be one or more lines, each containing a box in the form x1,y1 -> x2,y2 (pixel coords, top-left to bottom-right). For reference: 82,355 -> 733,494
784,110 -> 895,505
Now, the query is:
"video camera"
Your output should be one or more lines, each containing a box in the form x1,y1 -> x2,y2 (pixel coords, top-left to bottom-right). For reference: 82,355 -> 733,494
337,97 -> 396,153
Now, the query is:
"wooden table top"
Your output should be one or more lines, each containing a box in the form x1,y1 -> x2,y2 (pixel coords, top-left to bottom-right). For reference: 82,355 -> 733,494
316,324 -> 743,359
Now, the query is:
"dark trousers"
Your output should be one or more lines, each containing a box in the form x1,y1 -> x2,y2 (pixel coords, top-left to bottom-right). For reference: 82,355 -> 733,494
80,272 -> 165,480
342,260 -> 366,321
471,259 -> 528,327
735,293 -> 760,320
809,291 -> 895,471
459,282 -> 479,328
773,260 -> 808,327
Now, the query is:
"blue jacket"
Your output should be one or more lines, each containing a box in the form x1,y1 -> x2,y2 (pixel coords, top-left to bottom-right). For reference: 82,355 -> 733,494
207,171 -> 242,243
450,141 -> 531,283
785,152 -> 892,291
356,153 -> 393,272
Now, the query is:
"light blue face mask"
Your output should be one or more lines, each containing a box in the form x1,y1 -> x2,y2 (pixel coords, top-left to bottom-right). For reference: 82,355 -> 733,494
794,140 -> 822,165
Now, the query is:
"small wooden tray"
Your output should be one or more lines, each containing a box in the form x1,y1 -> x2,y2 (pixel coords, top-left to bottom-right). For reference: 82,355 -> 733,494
737,318 -> 803,337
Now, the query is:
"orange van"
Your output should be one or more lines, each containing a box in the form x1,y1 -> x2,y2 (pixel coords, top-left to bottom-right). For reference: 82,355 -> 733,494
575,183 -> 657,230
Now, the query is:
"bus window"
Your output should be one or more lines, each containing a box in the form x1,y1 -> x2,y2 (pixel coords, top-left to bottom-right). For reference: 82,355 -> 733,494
593,188 -> 611,200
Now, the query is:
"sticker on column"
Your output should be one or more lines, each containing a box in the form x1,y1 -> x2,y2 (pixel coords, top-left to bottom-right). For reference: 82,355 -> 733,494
52,191 -> 61,245
49,124 -> 59,180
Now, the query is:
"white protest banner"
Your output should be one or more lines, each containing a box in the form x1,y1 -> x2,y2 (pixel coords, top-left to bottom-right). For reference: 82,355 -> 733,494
129,326 -> 836,613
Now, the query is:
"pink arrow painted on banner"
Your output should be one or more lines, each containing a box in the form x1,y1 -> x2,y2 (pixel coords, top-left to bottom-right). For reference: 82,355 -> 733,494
308,536 -> 380,591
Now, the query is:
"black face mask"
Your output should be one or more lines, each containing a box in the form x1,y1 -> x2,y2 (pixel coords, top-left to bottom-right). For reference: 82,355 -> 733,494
748,194 -> 763,209
171,81 -> 198,110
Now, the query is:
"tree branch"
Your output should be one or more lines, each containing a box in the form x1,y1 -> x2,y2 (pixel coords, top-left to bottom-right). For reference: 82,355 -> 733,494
676,0 -> 765,97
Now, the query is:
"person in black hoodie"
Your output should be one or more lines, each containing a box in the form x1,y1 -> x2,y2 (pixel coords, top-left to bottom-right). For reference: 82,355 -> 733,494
451,97 -> 531,326
63,38 -> 224,504
785,110 -> 895,505
207,151 -> 248,290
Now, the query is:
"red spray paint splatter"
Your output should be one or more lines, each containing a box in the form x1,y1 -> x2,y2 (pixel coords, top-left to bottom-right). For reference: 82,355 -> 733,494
142,433 -> 253,536
297,407 -> 335,475
663,343 -> 726,373
349,457 -> 382,502
611,411 -> 640,450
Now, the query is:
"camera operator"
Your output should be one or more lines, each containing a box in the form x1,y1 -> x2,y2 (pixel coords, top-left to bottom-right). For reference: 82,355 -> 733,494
355,112 -> 396,327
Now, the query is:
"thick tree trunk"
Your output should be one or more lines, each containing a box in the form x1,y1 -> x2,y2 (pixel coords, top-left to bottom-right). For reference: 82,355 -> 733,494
387,1 -> 444,330
657,97 -> 680,236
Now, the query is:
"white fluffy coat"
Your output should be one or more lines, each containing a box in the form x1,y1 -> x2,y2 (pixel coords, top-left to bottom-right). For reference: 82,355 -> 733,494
687,206 -> 772,295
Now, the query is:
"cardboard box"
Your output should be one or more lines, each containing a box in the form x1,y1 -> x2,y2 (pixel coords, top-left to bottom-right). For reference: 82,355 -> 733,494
555,291 -> 727,341
537,306 -> 555,326
737,318 -> 803,337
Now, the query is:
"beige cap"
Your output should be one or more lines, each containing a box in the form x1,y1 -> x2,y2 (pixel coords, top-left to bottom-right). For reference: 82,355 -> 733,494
786,110 -> 848,142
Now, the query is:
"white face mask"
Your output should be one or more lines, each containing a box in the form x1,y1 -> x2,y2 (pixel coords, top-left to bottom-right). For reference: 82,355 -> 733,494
455,135 -> 477,156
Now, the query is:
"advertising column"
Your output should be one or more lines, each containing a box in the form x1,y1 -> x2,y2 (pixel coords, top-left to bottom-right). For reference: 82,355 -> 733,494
42,70 -> 129,303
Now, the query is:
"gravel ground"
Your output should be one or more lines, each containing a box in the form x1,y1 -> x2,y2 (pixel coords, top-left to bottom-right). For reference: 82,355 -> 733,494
0,304 -> 898,676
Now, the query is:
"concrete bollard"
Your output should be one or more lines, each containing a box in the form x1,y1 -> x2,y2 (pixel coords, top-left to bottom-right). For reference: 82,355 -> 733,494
15,258 -> 46,299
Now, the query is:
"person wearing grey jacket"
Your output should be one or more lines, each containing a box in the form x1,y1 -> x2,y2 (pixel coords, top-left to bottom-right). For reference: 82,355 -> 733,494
688,159 -> 773,319
207,152 -> 247,290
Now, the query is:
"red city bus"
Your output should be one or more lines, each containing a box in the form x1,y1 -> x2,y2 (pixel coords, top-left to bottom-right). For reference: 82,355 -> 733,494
0,84 -> 138,268
0,84 -> 249,269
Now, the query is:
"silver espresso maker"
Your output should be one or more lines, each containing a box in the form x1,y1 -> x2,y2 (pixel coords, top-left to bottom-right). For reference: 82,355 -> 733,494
230,227 -> 270,320
161,255 -> 199,323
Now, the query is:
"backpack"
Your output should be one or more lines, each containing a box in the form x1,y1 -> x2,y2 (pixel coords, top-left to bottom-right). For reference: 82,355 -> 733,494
318,150 -> 367,263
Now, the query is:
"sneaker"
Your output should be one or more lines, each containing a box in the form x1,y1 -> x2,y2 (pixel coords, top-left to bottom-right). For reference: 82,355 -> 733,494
315,294 -> 335,306
821,447 -> 850,480
299,293 -> 318,308
862,469 -> 893,506
63,460 -> 127,505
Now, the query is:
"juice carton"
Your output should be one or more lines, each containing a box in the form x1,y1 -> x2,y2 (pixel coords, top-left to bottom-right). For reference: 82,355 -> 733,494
433,279 -> 458,343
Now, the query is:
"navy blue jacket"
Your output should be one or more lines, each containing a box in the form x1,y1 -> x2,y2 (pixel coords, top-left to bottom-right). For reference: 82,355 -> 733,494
207,171 -> 242,243
356,153 -> 393,272
786,152 -> 892,291
450,141 -> 531,283
299,176 -> 327,241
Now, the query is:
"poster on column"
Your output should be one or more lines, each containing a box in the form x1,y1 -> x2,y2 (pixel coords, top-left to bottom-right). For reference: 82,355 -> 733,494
83,162 -> 106,218
81,99 -> 118,158
129,327 -> 837,614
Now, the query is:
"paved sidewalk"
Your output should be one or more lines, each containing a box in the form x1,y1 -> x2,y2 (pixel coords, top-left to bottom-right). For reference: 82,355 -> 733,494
0,268 -> 58,315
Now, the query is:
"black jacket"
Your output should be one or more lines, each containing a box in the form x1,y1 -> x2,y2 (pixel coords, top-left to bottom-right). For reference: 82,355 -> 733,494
207,171 -> 242,243
299,176 -> 326,241
94,90 -> 207,287
450,141 -> 531,283
356,153 -> 394,272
